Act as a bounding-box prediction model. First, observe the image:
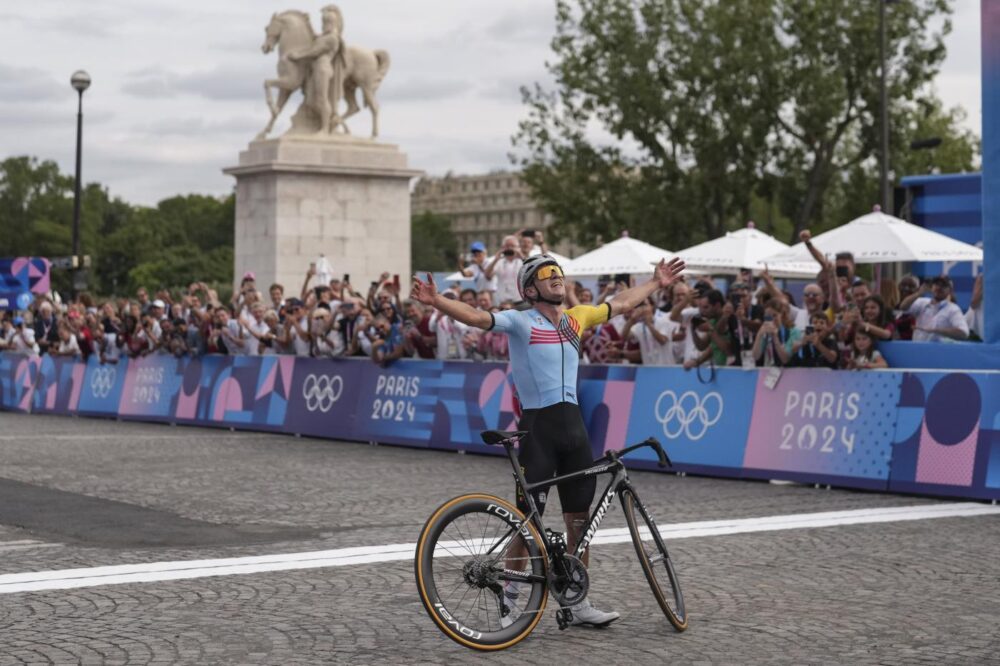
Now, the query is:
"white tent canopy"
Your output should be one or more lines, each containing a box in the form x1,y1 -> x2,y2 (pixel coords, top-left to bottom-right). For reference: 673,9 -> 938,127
765,206 -> 984,264
562,234 -> 675,277
676,223 -> 819,279
444,250 -> 572,282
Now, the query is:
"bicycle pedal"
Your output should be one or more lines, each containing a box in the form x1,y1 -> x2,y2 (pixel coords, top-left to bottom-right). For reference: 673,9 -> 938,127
555,608 -> 573,630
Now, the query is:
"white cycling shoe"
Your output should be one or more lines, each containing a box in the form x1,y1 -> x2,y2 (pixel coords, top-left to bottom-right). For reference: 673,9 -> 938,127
569,598 -> 620,628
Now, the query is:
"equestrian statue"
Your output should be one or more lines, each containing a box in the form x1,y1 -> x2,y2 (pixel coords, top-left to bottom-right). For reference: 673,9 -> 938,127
257,6 -> 390,140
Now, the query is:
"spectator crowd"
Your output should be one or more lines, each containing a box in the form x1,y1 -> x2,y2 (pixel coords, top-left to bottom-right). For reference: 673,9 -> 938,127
0,228 -> 985,372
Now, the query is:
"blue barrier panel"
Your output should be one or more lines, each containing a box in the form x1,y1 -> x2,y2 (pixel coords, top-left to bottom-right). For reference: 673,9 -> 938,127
624,367 -> 756,476
78,357 -> 129,416
171,355 -> 233,427
117,355 -> 186,422
4,350 -> 1000,502
889,371 -> 999,500
578,364 -> 638,460
880,341 -> 1000,371
32,355 -> 87,415
742,369 -> 903,490
351,359 -> 502,451
0,352 -> 38,413
283,357 -> 366,440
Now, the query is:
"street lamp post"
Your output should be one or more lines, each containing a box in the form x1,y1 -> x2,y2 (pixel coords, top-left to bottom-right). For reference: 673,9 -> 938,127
70,70 -> 91,296
879,1 -> 890,215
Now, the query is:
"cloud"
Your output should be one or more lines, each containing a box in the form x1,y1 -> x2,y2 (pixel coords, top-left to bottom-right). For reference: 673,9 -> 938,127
121,64 -> 268,101
381,77 -> 470,103
478,72 -> 554,103
0,63 -> 67,101
131,115 -> 263,137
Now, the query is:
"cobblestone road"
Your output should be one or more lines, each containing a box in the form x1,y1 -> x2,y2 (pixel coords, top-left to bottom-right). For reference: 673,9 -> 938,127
0,413 -> 998,664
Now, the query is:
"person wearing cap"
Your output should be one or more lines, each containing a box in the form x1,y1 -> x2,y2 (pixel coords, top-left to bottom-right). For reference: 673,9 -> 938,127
898,276 -> 969,342
457,241 -> 497,294
412,252 -> 686,629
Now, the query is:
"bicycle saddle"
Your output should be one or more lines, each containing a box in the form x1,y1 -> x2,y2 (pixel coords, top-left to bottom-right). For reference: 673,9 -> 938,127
480,430 -> 528,445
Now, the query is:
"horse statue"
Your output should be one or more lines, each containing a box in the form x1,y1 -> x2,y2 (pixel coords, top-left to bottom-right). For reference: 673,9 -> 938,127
257,9 -> 390,140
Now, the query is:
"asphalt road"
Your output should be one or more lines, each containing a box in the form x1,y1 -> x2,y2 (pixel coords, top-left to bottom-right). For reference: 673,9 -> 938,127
0,413 -> 998,665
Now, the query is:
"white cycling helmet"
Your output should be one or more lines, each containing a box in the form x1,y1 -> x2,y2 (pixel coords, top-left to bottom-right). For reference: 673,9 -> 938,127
517,253 -> 562,302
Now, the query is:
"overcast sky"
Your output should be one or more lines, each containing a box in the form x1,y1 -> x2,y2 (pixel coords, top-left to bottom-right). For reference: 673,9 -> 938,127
0,0 -> 984,205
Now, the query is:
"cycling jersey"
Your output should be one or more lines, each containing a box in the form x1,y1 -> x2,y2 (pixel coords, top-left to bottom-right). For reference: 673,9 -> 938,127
489,303 -> 611,409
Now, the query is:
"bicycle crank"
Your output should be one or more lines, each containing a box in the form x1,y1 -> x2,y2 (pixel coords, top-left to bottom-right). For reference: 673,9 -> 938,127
548,554 -> 589,607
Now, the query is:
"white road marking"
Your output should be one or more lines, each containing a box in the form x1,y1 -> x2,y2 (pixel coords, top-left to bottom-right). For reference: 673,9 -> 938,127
0,540 -> 63,553
0,502 -> 996,595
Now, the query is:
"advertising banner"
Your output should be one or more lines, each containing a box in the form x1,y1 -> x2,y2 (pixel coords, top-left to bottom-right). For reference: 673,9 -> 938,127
350,359 -> 501,450
116,355 -> 186,421
77,357 -> 129,416
32,355 -> 87,415
0,257 -> 49,311
283,357 -> 366,440
624,367 -> 756,473
171,355 -> 232,426
579,365 -> 638,460
0,352 -> 39,413
889,371 -> 1000,499
743,369 -> 903,489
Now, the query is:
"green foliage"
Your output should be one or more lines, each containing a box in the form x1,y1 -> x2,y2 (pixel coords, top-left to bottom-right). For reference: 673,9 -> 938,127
514,0 -> 979,247
0,155 -> 234,297
411,211 -> 459,272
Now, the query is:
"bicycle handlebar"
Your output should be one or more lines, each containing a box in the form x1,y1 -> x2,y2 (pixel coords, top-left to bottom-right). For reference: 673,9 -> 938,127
603,437 -> 673,469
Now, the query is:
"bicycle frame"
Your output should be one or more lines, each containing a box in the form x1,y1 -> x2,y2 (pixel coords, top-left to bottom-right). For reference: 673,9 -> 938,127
500,442 -> 634,563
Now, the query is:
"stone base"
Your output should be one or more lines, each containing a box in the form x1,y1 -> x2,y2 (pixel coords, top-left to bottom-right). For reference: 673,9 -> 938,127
223,135 -> 422,299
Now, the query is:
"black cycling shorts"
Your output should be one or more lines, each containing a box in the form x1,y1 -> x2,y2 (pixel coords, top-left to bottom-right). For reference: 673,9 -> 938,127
515,401 -> 596,515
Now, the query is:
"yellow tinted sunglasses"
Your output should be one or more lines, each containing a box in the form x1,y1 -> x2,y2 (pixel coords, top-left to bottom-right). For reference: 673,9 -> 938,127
535,265 -> 564,280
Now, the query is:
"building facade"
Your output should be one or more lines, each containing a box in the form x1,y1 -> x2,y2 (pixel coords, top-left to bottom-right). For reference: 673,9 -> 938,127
410,171 -> 577,258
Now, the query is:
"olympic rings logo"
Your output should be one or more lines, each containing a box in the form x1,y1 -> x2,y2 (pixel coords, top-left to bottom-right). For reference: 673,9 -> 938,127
302,374 -> 343,413
654,390 -> 723,441
90,367 -> 117,398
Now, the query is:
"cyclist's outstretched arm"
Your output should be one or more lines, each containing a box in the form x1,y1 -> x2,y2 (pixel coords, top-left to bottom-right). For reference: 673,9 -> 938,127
607,258 -> 686,319
412,273 -> 493,330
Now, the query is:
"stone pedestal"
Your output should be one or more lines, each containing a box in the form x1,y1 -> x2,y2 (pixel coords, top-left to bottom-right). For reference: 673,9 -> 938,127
223,135 -> 422,298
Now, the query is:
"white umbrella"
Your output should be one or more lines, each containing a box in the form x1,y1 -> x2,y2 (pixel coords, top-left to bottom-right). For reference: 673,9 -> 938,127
445,250 -> 573,282
676,223 -> 819,279
765,206 -> 984,264
562,233 -> 675,277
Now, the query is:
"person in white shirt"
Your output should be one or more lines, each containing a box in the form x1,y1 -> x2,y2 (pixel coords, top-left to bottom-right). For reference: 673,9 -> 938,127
7,317 -> 38,355
898,276 -> 969,342
965,274 -> 984,340
669,282 -> 703,364
518,229 -> 546,257
281,300 -> 312,356
51,323 -> 82,358
484,235 -> 524,304
241,303 -> 272,356
622,299 -> 680,366
429,293 -> 469,359
458,241 -> 498,294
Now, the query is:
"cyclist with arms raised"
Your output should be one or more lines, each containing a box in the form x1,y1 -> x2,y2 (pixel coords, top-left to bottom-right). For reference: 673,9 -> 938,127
412,253 -> 685,627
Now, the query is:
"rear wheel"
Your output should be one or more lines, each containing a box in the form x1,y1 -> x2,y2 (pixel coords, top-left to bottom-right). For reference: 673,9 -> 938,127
621,489 -> 688,631
415,494 -> 548,650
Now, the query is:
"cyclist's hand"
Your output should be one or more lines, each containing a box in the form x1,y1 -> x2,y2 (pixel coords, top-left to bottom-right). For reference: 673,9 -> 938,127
411,272 -> 438,305
654,257 -> 686,289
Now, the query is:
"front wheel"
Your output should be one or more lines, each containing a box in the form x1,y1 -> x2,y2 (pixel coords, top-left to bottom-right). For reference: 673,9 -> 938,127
621,489 -> 688,631
415,494 -> 549,650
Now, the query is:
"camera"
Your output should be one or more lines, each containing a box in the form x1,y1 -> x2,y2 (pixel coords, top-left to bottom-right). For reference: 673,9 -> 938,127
805,325 -> 815,335
763,314 -> 774,322
502,249 -> 515,257
691,316 -> 705,327
835,265 -> 849,278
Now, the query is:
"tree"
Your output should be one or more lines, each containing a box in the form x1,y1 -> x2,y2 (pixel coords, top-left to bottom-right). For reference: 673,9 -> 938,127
513,0 -> 970,247
0,155 -> 234,298
411,211 -> 459,272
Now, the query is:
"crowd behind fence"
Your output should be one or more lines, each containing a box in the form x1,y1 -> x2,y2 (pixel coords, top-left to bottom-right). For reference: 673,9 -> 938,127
0,232 -> 986,372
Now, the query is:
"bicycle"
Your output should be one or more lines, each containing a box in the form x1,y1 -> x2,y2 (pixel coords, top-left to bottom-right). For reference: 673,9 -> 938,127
414,430 -> 687,651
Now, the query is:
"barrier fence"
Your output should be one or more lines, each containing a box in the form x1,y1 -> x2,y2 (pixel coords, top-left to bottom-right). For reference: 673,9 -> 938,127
1,352 -> 998,501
